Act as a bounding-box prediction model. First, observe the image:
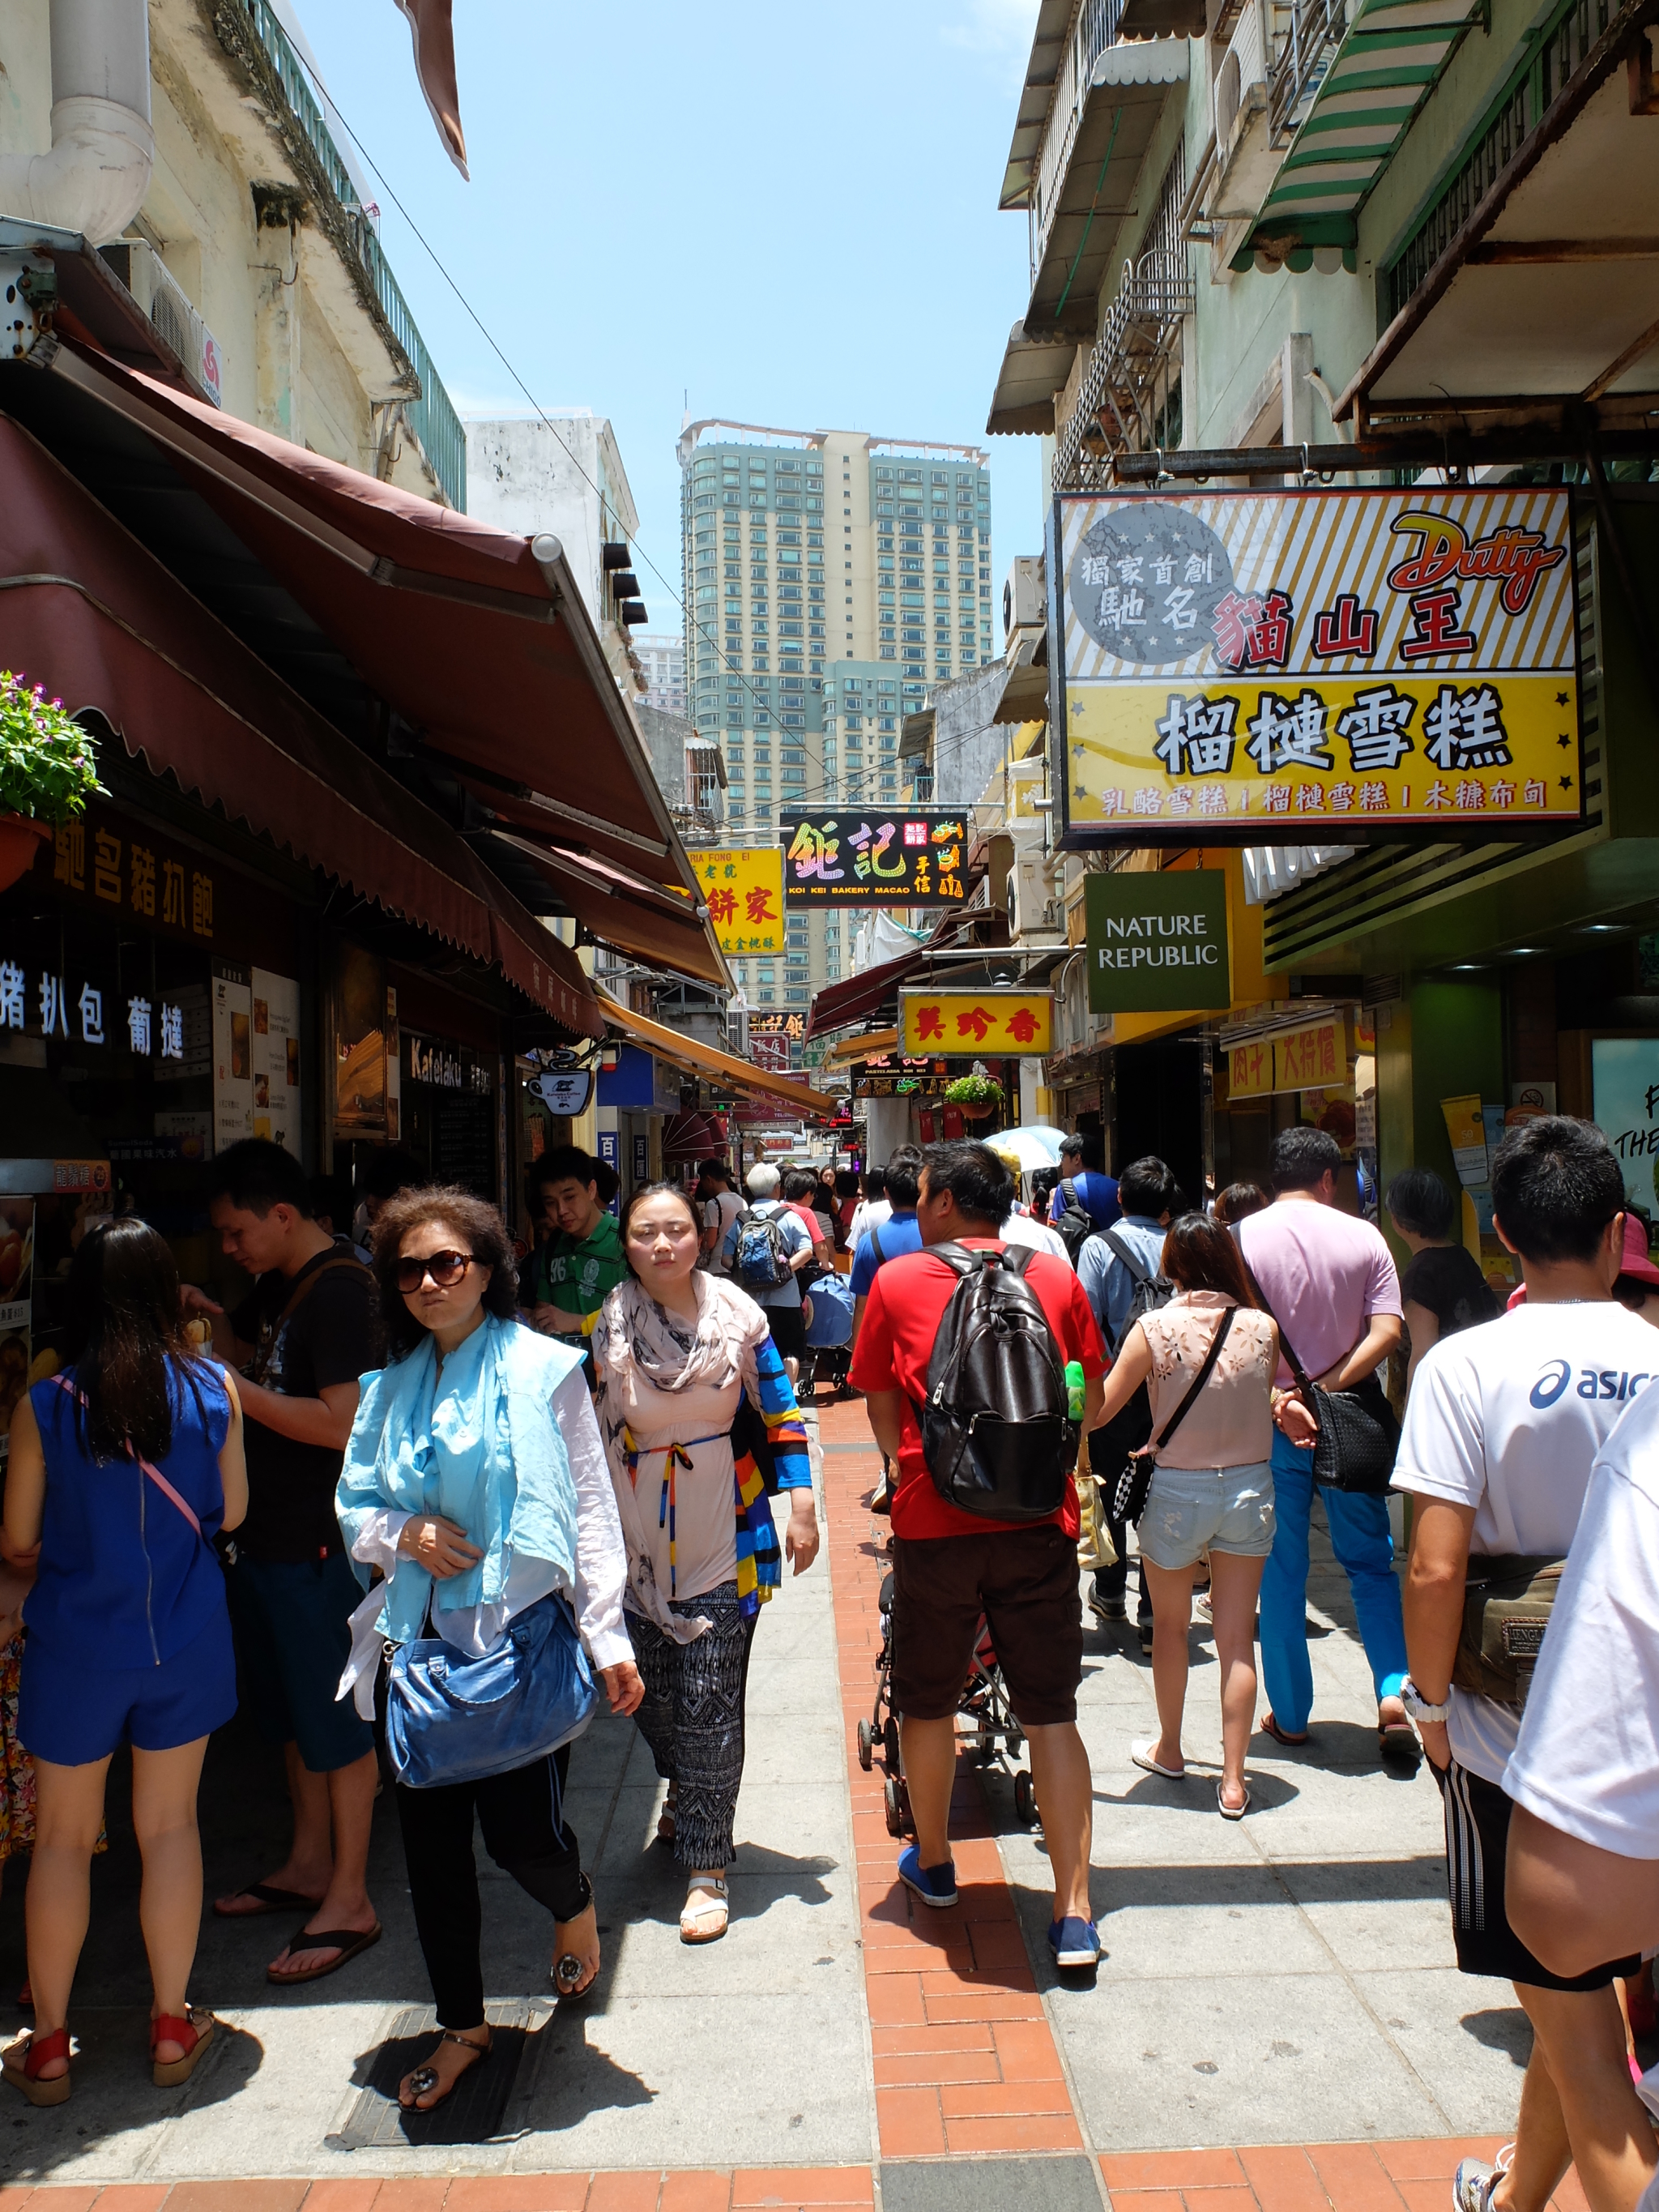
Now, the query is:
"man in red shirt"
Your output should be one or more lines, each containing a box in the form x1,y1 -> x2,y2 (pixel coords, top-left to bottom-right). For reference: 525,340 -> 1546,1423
849,1142 -> 1107,1970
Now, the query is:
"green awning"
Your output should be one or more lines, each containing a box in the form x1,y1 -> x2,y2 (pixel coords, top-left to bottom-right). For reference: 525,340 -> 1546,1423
1238,0 -> 1482,267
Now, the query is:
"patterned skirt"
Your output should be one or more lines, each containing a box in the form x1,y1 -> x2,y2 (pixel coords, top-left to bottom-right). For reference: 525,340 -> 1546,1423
0,1633 -> 35,1863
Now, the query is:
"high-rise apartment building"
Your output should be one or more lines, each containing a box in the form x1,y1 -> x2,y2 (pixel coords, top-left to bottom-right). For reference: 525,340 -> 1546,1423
677,421 -> 992,1011
637,634 -> 686,716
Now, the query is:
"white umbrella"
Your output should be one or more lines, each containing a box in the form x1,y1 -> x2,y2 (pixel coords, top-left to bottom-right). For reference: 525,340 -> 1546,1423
987,1125 -> 1067,1172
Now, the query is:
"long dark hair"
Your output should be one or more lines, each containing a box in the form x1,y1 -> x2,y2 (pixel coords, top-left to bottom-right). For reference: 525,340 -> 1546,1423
371,1185 -> 519,1363
63,1218 -> 207,1463
1161,1212 -> 1259,1306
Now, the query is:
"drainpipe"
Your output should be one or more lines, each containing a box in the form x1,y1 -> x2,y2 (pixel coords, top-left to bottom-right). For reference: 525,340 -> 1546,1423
0,0 -> 153,243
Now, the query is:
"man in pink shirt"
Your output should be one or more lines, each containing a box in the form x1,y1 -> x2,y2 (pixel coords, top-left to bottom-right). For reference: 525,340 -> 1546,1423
1236,1126 -> 1410,1758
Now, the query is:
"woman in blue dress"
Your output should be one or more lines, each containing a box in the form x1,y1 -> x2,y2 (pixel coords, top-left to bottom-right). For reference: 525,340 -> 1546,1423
2,1218 -> 246,2105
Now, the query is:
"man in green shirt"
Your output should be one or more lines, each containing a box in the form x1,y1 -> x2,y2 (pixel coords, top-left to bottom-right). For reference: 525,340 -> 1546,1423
525,1146 -> 629,1375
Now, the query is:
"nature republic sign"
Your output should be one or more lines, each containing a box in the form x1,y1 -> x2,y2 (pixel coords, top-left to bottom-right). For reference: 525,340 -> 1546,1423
1085,870 -> 1231,1014
1052,488 -> 1581,845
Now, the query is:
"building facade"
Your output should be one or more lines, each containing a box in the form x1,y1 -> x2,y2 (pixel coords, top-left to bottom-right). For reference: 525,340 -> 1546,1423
678,421 -> 994,1010
638,633 -> 687,716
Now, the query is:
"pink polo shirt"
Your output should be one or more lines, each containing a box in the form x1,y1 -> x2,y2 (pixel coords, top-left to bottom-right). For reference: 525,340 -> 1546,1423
1236,1198 -> 1401,1383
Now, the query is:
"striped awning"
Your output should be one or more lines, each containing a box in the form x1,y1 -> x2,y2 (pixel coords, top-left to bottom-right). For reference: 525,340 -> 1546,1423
1239,0 -> 1482,264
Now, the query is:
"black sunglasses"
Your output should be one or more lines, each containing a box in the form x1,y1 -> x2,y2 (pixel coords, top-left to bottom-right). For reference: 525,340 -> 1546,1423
395,1250 -> 477,1293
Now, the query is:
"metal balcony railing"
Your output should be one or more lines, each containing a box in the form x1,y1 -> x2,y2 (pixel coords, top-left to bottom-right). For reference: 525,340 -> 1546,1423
1268,0 -> 1346,143
242,0 -> 467,511
1031,0 -> 1128,281
1055,252 -> 1196,484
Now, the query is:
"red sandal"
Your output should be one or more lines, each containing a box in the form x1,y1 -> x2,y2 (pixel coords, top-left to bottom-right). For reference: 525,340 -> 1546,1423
3,2025 -> 71,2106
150,2008 -> 215,2088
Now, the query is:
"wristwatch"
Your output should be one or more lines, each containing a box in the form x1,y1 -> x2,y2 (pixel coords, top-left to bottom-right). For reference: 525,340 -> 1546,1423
1400,1677 -> 1452,1725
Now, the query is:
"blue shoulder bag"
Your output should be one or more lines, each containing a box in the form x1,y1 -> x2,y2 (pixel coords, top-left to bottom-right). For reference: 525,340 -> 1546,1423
385,1591 -> 597,1790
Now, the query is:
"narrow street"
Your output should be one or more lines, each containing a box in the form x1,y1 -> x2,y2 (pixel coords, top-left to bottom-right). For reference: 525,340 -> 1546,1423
0,1405 -> 1584,2210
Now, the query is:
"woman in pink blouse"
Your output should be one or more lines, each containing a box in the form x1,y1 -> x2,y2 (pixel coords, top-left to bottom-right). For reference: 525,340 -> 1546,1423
1094,1216 -> 1280,1817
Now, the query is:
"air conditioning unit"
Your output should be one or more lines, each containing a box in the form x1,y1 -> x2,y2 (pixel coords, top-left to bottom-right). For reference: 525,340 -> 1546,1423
1008,850 -> 1064,944
1003,554 -> 1046,646
99,240 -> 224,408
1210,0 -> 1278,231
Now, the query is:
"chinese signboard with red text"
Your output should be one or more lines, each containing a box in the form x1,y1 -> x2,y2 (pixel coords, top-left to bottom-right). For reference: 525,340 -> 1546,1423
1054,489 -> 1580,845
782,811 -> 969,906
899,991 -> 1054,1057
690,848 -> 785,955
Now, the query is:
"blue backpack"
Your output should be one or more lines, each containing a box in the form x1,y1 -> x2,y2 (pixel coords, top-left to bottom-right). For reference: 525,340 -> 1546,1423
734,1202 -> 790,1292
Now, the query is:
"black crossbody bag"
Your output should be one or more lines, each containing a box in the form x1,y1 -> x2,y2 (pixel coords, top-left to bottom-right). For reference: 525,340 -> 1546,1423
1239,1260 -> 1399,1497
1111,1307 -> 1235,1527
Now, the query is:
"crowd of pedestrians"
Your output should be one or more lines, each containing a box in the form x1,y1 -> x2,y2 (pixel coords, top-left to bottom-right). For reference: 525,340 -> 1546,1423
2,1107 -> 1657,2212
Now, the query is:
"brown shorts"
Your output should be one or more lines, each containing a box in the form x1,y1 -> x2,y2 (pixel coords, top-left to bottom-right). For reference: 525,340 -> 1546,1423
889,1522 -> 1082,1727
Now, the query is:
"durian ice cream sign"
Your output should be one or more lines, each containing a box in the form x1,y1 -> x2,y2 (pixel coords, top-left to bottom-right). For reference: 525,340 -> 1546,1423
1052,488 -> 1581,843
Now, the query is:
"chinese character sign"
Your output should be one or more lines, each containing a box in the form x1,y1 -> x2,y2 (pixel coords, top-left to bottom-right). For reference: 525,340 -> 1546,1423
1056,489 -> 1580,840
899,990 -> 1054,1058
1225,1020 -> 1349,1099
780,810 -> 969,905
691,847 -> 786,955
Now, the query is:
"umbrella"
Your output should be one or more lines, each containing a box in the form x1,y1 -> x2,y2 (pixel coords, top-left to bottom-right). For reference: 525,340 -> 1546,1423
989,1126 -> 1068,1172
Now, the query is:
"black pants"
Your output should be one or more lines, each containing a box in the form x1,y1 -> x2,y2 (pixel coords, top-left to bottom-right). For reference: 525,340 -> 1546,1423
1094,1515 -> 1151,1621
394,1743 -> 586,2028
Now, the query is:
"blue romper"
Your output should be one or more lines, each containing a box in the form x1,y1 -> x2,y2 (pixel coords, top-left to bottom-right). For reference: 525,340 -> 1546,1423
19,1360 -> 237,1766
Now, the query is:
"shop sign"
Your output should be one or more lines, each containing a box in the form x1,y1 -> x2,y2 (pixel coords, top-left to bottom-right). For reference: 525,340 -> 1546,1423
753,1033 -> 792,1074
0,949 -> 195,1066
1085,871 -> 1230,1014
1592,1041 -> 1659,1215
899,990 -> 1054,1057
1054,488 -> 1580,845
408,1035 -> 494,1095
751,1014 -> 805,1038
597,1129 -> 621,1215
52,808 -> 217,942
690,847 -> 784,954
782,810 -> 968,906
1227,1018 -> 1348,1100
528,1067 -> 593,1117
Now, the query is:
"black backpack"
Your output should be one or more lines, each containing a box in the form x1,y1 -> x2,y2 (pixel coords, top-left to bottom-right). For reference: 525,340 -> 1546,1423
915,1244 -> 1078,1523
1052,1176 -> 1096,1266
1084,1228 -> 1175,1509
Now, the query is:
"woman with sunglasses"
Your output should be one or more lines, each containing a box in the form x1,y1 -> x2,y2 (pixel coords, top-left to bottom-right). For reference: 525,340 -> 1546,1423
591,1182 -> 818,1945
336,1187 -> 640,2116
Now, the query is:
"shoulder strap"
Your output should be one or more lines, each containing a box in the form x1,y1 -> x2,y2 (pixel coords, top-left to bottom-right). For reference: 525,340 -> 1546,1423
925,1241 -> 980,1283
1102,1227 -> 1152,1283
868,1225 -> 885,1266
1061,1176 -> 1080,1208
1236,1253 -> 1317,1402
1149,1306 -> 1236,1455
49,1373 -> 204,1537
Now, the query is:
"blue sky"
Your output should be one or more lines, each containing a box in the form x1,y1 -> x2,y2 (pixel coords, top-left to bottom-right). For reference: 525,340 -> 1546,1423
297,0 -> 1044,633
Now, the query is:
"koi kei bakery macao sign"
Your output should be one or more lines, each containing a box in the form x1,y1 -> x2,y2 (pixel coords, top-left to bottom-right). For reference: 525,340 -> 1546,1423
1051,489 -> 1581,845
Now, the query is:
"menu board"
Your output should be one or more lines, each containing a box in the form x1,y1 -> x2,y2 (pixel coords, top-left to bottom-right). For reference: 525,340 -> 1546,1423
250,967 -> 301,1153
433,1095 -> 494,1198
212,962 -> 253,1153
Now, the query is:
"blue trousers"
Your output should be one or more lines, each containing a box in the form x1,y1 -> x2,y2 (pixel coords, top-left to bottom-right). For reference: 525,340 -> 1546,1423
1259,1429 -> 1408,1736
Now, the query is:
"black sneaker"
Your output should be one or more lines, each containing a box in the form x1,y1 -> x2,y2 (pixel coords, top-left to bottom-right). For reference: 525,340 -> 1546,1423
1086,1590 -> 1127,1624
1137,1621 -> 1155,1653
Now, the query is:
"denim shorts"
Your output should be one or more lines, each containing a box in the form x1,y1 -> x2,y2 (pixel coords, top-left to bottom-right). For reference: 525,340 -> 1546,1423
1138,1460 -> 1276,1571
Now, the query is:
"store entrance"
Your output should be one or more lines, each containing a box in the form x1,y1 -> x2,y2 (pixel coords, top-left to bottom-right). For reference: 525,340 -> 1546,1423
1114,1037 -> 1206,1213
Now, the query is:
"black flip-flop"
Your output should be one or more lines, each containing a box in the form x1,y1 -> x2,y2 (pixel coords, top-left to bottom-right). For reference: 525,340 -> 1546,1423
267,1922 -> 382,1986
214,1881 -> 326,1920
1260,1711 -> 1312,1749
1379,1719 -> 1422,1766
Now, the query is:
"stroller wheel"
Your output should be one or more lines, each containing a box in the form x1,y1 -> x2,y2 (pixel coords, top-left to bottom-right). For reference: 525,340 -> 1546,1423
1006,1722 -> 1026,1755
1013,1768 -> 1039,1826
857,1718 -> 874,1772
884,1773 -> 912,1838
883,1715 -> 901,1771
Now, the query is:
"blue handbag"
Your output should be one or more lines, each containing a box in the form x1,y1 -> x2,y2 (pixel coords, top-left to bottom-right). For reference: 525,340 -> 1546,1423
385,1591 -> 597,1790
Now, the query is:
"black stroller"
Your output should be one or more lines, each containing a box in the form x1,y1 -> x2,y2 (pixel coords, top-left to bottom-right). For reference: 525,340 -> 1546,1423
857,1566 -> 1039,1832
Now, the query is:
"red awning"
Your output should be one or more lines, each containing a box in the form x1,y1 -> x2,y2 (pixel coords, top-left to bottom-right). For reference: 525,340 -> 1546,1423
487,828 -> 727,987
0,412 -> 600,1037
661,1110 -> 728,1160
804,947 -> 929,1040
45,342 -> 705,902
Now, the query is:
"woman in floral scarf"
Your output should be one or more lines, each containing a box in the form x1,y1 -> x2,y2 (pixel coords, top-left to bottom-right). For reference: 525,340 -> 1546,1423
592,1181 -> 817,1944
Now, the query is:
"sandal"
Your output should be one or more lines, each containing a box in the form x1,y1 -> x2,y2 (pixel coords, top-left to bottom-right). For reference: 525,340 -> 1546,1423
213,1881 -> 325,1920
1379,1716 -> 1422,1766
399,2026 -> 489,2112
1218,1781 -> 1251,1821
552,1874 -> 599,1998
680,1875 -> 729,1945
151,2008 -> 215,2088
656,1787 -> 678,1850
1260,1711 -> 1311,1749
3,2025 -> 71,2106
267,1922 -> 382,1986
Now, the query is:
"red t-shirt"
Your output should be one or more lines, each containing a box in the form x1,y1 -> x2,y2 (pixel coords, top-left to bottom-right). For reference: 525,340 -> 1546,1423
848,1236 -> 1108,1541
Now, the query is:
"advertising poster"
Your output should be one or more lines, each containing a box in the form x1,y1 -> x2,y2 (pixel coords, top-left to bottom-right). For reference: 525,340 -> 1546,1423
211,961 -> 254,1155
334,942 -> 386,1135
690,848 -> 785,956
0,1199 -> 32,1469
1593,1040 -> 1659,1215
249,968 -> 301,1153
780,810 -> 969,906
1055,488 -> 1580,843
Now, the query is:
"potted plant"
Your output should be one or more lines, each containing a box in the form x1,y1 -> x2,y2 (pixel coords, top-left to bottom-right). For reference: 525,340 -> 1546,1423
944,1072 -> 1004,1123
0,672 -> 102,892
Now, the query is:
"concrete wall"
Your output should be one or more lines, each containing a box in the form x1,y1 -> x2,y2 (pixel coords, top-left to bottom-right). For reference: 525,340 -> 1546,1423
930,664 -> 1011,811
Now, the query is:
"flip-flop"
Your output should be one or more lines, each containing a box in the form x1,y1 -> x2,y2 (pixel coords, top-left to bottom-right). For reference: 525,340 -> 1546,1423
1218,1782 -> 1251,1821
1130,1739 -> 1187,1780
1379,1719 -> 1422,1766
1260,1712 -> 1311,1749
266,1923 -> 382,1986
214,1882 -> 325,1920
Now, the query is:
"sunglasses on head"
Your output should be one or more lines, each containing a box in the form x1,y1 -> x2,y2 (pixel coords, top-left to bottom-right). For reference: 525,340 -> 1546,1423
395,1249 -> 477,1293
